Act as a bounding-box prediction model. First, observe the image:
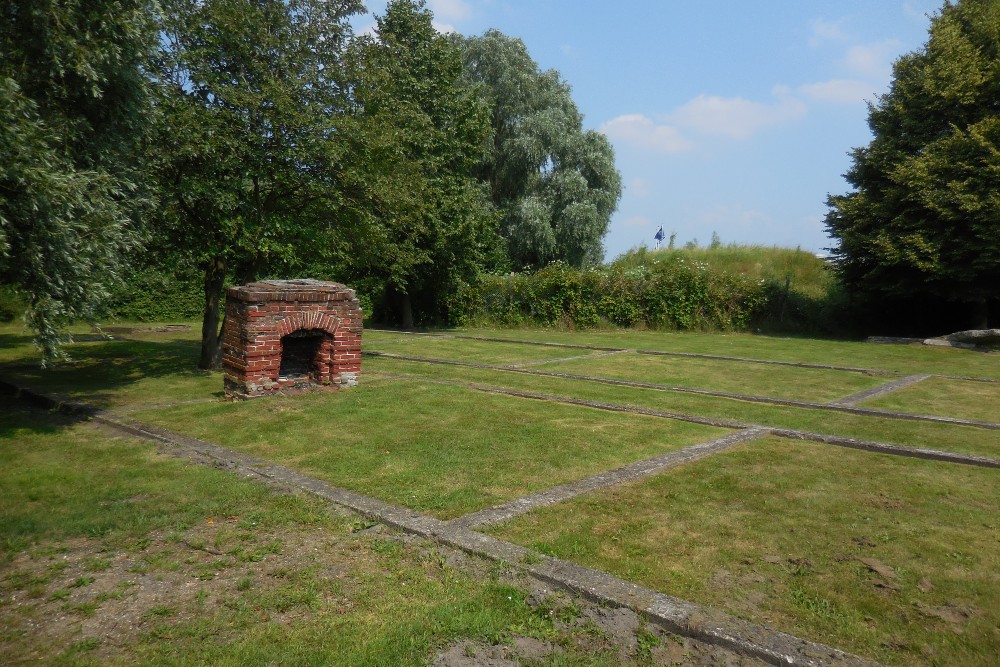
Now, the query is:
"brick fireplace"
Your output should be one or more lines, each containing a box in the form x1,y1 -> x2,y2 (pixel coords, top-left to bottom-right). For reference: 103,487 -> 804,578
222,279 -> 362,399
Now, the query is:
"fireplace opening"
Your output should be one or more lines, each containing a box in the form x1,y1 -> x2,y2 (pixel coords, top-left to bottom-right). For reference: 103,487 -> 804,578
279,330 -> 324,381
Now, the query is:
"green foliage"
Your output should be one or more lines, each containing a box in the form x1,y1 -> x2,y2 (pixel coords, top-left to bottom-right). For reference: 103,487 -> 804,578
612,245 -> 834,300
826,0 -> 1000,328
340,0 -> 499,327
104,263 -> 204,322
0,284 -> 25,322
453,259 -> 769,332
0,0 -> 156,364
457,30 -> 622,270
149,0 -> 363,366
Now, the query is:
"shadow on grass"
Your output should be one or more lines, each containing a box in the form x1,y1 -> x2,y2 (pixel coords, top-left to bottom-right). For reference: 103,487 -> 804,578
1,334 -> 223,419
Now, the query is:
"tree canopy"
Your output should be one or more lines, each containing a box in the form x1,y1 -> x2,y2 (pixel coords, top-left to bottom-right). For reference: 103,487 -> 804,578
457,30 -> 621,270
0,0 -> 155,363
340,0 -> 498,327
150,0 -> 363,367
4,1 -> 624,361
825,0 -> 1000,328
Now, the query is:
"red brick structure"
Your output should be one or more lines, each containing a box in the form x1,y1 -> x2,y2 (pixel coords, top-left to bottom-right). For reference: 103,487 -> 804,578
222,279 -> 362,399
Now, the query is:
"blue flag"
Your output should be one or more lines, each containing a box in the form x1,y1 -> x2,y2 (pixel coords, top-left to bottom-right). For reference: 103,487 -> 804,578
654,227 -> 664,242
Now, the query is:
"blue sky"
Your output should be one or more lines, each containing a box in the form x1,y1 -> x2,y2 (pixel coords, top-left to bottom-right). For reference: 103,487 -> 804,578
357,1 -> 942,260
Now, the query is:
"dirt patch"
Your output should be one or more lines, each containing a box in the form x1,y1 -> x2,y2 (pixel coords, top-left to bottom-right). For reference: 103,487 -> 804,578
914,601 -> 980,634
0,522 -> 355,663
2,522 -> 769,666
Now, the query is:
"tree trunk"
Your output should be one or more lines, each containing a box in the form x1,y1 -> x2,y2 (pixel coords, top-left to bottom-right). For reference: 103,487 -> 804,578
971,299 -> 989,330
198,257 -> 227,370
399,291 -> 414,330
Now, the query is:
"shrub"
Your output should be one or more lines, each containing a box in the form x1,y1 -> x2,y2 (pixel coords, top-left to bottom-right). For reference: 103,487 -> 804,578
452,258 -> 771,331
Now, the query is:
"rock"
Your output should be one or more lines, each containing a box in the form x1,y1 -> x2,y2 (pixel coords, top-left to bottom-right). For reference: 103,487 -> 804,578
923,329 -> 1000,349
945,329 -> 1000,345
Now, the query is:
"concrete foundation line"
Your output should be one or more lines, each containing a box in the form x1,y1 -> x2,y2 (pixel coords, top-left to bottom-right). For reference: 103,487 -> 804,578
372,372 -> 1000,470
151,422 -> 876,665
367,329 -> 888,375
3,382 -> 878,667
431,530 -> 879,667
367,329 -> 1000,384
502,348 -> 630,369
451,428 -> 770,529
831,374 -> 932,406
771,429 -> 1000,468
365,352 -> 1000,431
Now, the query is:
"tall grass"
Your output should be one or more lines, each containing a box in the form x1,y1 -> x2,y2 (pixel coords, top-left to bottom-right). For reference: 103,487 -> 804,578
452,245 -> 844,334
610,245 -> 835,300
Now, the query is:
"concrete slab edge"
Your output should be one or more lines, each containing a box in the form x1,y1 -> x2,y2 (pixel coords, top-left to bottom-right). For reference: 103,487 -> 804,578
365,352 -> 1000,431
3,379 -> 878,666
366,329 -> 1000,385
452,427 -> 771,529
831,375 -> 932,406
370,372 -> 1000,470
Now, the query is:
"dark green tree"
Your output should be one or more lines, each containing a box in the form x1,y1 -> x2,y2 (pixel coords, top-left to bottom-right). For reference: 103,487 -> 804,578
150,0 -> 362,368
826,0 -> 1000,328
457,30 -> 622,270
0,0 -> 156,363
343,0 -> 497,327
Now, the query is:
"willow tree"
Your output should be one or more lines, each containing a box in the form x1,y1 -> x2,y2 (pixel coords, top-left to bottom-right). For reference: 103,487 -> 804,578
826,0 -> 1000,328
457,30 -> 622,269
1,0 -> 155,363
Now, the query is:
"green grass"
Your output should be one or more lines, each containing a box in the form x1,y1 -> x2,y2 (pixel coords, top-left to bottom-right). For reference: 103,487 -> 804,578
363,333 -> 582,365
364,357 -> 1000,459
0,322 -> 219,410
132,379 -> 727,519
4,319 -> 999,665
445,327 -> 1000,380
862,377 -> 1000,424
491,437 -> 1000,666
535,352 -> 887,403
0,405 -> 326,559
611,244 -> 834,299
0,403 -> 665,667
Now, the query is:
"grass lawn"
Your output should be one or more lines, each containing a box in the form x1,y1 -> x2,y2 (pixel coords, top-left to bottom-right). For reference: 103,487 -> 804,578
363,331 -> 584,365
364,357 -> 1000,459
491,437 -> 1000,666
446,328 -> 1000,380
132,378 -> 728,519
861,376 -> 1000,424
0,404 -> 688,667
4,319 -> 999,665
0,323 -> 220,410
532,351 -> 888,403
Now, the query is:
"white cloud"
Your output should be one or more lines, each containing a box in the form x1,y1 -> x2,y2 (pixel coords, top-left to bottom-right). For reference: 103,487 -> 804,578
667,87 -> 807,140
809,18 -> 850,46
599,114 -> 694,154
427,0 -> 471,23
799,78 -> 877,104
433,21 -> 457,34
602,87 -> 808,153
627,178 -> 650,198
841,40 -> 900,82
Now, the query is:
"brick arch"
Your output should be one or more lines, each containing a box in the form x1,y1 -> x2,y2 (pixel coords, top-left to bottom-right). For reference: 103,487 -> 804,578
275,311 -> 340,338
